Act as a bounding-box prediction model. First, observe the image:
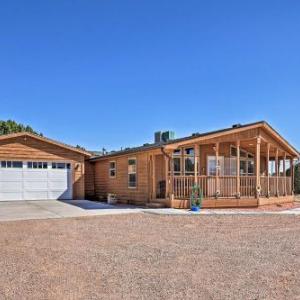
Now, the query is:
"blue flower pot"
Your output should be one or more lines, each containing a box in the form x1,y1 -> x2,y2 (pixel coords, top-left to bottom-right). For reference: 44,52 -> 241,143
191,206 -> 200,212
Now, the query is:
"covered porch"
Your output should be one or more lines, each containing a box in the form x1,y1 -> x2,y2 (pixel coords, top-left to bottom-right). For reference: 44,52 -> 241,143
149,125 -> 297,208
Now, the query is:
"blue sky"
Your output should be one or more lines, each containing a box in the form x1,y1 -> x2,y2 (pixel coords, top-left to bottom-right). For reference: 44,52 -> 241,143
1,1 -> 299,151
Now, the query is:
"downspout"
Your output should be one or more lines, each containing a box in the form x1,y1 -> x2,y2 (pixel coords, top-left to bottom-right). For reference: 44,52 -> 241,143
161,146 -> 171,159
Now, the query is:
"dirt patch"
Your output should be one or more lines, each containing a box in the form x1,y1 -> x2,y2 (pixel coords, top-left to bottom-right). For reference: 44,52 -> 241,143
0,214 -> 299,299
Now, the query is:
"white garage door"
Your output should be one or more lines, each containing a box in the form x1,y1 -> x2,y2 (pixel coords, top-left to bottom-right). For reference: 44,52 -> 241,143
0,161 -> 72,201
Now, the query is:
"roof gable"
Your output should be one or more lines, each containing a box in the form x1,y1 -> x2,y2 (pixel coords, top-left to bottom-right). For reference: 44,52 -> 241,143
0,132 -> 92,157
90,121 -> 299,161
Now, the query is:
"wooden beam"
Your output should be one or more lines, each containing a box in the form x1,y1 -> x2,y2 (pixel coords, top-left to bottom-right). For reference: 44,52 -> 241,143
291,158 -> 295,195
165,155 -> 169,199
267,143 -> 270,197
194,144 -> 199,185
181,147 -> 184,176
283,153 -> 287,196
256,137 -> 261,199
215,142 -> 220,198
152,155 -> 156,200
199,145 -> 201,175
170,153 -> 174,198
275,148 -> 279,197
236,140 -> 240,198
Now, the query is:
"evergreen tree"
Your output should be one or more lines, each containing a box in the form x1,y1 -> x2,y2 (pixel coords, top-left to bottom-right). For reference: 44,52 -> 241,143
0,120 -> 40,136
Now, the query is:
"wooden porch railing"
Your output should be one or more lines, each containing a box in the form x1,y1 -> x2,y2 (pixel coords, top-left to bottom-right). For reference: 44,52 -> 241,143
171,175 -> 293,199
240,176 -> 256,198
260,176 -> 293,197
171,175 -> 256,199
219,176 -> 237,198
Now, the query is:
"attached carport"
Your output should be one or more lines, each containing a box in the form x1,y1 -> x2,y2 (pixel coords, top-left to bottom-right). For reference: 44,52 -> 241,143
0,132 -> 91,201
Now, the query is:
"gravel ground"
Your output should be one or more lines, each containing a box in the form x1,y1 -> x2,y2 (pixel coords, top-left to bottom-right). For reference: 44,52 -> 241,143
0,214 -> 299,300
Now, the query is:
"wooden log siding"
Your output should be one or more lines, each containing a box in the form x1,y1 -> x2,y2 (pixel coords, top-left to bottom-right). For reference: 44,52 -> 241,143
93,152 -> 150,205
0,135 -> 87,199
88,123 -> 298,207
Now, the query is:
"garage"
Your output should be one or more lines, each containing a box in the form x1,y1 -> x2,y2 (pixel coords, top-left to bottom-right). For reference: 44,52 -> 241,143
0,132 -> 91,201
0,160 -> 72,201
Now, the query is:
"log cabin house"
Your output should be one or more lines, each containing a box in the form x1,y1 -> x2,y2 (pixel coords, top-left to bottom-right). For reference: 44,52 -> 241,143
86,121 -> 299,208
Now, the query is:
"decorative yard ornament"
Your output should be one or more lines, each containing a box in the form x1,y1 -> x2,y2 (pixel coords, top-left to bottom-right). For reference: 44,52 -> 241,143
190,184 -> 203,212
256,185 -> 261,198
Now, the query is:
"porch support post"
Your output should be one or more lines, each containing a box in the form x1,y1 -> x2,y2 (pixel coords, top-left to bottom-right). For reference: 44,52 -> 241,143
180,147 -> 184,176
194,144 -> 199,185
291,158 -> 295,195
275,148 -> 279,197
215,142 -> 220,198
266,143 -> 270,197
165,155 -> 170,199
283,153 -> 287,196
236,140 -> 240,198
152,154 -> 156,200
199,145 -> 201,175
255,137 -> 261,199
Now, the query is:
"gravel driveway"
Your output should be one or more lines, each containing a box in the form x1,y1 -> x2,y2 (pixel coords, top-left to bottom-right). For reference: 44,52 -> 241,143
0,214 -> 299,299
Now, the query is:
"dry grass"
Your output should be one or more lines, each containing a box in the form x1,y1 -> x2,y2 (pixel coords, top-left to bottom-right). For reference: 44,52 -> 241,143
0,214 -> 299,300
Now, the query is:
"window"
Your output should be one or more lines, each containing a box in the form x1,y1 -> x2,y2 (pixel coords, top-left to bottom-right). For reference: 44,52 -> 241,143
247,160 -> 254,175
109,161 -> 116,178
171,147 -> 197,176
185,157 -> 195,174
185,148 -> 194,156
172,149 -> 181,175
173,157 -> 181,175
1,161 -> 23,168
207,156 -> 224,176
207,156 -> 217,176
230,146 -> 237,157
230,146 -> 254,176
57,163 -> 65,169
128,158 -> 137,188
240,160 -> 247,175
240,150 -> 247,158
51,162 -> 71,169
173,149 -> 181,156
27,162 -> 48,169
184,148 -> 195,175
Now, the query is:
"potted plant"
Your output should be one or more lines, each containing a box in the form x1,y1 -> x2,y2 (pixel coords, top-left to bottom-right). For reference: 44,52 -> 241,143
190,184 -> 203,212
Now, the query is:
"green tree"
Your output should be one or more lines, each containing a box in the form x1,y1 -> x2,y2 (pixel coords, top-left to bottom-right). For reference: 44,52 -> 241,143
295,162 -> 300,194
76,145 -> 86,151
0,120 -> 41,136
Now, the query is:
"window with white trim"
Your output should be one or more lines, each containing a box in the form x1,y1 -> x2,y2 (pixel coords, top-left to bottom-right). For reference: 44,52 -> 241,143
128,158 -> 137,188
230,146 -> 254,176
1,161 -> 23,168
184,147 -> 195,175
172,149 -> 181,175
27,161 -> 48,169
109,161 -> 116,178
52,162 -> 71,169
207,156 -> 224,176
